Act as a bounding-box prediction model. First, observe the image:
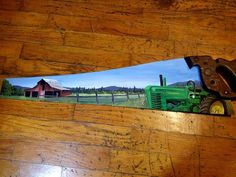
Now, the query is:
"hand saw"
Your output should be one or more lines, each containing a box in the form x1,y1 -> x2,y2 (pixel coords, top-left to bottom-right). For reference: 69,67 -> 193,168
1,56 -> 235,116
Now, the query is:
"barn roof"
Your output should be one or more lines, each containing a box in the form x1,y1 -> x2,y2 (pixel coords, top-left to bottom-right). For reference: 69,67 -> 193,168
42,79 -> 70,90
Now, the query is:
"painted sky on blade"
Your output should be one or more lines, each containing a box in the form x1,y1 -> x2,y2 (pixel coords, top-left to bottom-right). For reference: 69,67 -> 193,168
8,58 -> 200,88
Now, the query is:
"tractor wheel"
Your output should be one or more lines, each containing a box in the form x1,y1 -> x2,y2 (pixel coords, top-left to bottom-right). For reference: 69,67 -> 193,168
199,96 -> 227,115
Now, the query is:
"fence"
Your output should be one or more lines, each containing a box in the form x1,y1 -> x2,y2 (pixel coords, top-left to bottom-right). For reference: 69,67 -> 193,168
45,92 -> 145,105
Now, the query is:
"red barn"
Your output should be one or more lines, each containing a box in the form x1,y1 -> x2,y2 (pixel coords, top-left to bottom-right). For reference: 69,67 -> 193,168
25,79 -> 71,98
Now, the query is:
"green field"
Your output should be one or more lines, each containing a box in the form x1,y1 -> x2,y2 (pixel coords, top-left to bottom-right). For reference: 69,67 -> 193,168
0,94 -> 147,108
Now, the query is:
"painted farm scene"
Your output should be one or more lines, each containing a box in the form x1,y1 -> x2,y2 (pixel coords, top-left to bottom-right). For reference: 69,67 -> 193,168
0,58 -> 233,115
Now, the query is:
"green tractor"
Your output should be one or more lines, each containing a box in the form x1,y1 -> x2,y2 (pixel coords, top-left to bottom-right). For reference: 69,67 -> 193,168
145,75 -> 228,115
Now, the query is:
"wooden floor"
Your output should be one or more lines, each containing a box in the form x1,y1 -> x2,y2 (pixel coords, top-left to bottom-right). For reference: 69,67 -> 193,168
0,0 -> 236,176
0,99 -> 235,177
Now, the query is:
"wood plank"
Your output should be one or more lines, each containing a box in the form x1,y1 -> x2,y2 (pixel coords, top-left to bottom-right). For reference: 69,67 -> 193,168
214,117 -> 236,139
60,0 -> 236,14
199,136 -> 236,161
74,104 -> 168,131
0,10 -> 48,27
161,12 -> 226,30
0,0 -> 24,10
196,43 -> 235,61
22,0 -> 154,21
0,136 -> 200,174
171,155 -> 199,177
0,159 -> 62,177
0,99 -> 74,120
0,40 -> 23,58
200,159 -> 236,177
16,58 -> 109,77
147,131 -> 198,161
22,0 -> 236,37
22,0 -> 236,19
1,136 -> 234,177
0,99 -> 232,138
6,140 -> 110,170
169,24 -> 236,49
109,150 -> 151,175
121,175 -> 148,177
225,16 -> 236,31
0,57 -> 5,77
62,167 -> 148,177
129,129 -> 201,177
21,43 -> 132,68
132,128 -> 199,157
0,139 -> 14,159
65,32 -> 175,59
74,104 -> 215,136
62,167 -> 123,177
0,25 -> 64,45
47,14 -> 169,40
166,112 -> 214,136
110,148 -> 198,177
174,39 -> 236,61
110,150 -> 175,176
1,39 -> 234,78
0,138 -> 200,176
0,41 -> 23,76
0,57 -> 19,77
20,41 -> 176,70
0,114 -> 132,149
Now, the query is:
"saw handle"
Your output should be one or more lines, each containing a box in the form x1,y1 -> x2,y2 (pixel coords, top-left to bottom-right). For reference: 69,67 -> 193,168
184,56 -> 236,99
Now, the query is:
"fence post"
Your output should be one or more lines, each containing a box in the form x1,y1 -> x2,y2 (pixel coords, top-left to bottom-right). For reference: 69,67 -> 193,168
76,87 -> 79,103
95,91 -> 99,104
126,91 -> 129,100
111,92 -> 115,104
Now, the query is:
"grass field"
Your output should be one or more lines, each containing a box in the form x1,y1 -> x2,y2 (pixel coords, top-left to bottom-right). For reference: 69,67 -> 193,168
0,94 -> 147,108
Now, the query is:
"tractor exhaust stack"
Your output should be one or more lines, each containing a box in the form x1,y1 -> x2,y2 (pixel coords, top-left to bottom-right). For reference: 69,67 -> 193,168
159,75 -> 163,86
159,74 -> 167,86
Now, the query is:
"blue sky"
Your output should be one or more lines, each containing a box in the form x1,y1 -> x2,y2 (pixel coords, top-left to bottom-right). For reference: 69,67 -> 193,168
7,58 -> 200,88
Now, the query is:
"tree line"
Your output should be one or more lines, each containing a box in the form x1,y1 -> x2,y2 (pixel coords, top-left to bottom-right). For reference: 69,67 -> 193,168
70,86 -> 144,94
0,79 -> 24,96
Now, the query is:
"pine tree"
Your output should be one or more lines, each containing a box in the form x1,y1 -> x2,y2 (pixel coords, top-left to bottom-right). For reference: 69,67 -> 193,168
1,79 -> 13,96
133,86 -> 136,93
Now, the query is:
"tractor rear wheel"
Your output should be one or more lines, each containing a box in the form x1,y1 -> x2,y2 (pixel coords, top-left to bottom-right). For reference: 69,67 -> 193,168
199,96 -> 227,115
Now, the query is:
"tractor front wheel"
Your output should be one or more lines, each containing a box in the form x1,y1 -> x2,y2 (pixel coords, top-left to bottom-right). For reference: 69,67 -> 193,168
199,96 -> 227,115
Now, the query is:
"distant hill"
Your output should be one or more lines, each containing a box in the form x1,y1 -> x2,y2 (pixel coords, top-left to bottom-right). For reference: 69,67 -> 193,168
13,85 -> 30,90
168,80 -> 202,88
101,86 -> 144,92
103,86 -> 123,91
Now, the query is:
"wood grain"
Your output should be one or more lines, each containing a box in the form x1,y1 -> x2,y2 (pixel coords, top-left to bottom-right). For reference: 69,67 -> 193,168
0,139 -> 109,170
0,10 -> 48,27
16,58 -> 109,77
0,114 -> 132,148
0,25 -> 64,45
0,99 -> 74,120
61,168 -> 123,177
74,104 -> 215,136
0,0 -> 236,176
0,1 -> 235,76
0,100 -> 235,176
21,43 -> 132,68
0,159 -> 62,177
